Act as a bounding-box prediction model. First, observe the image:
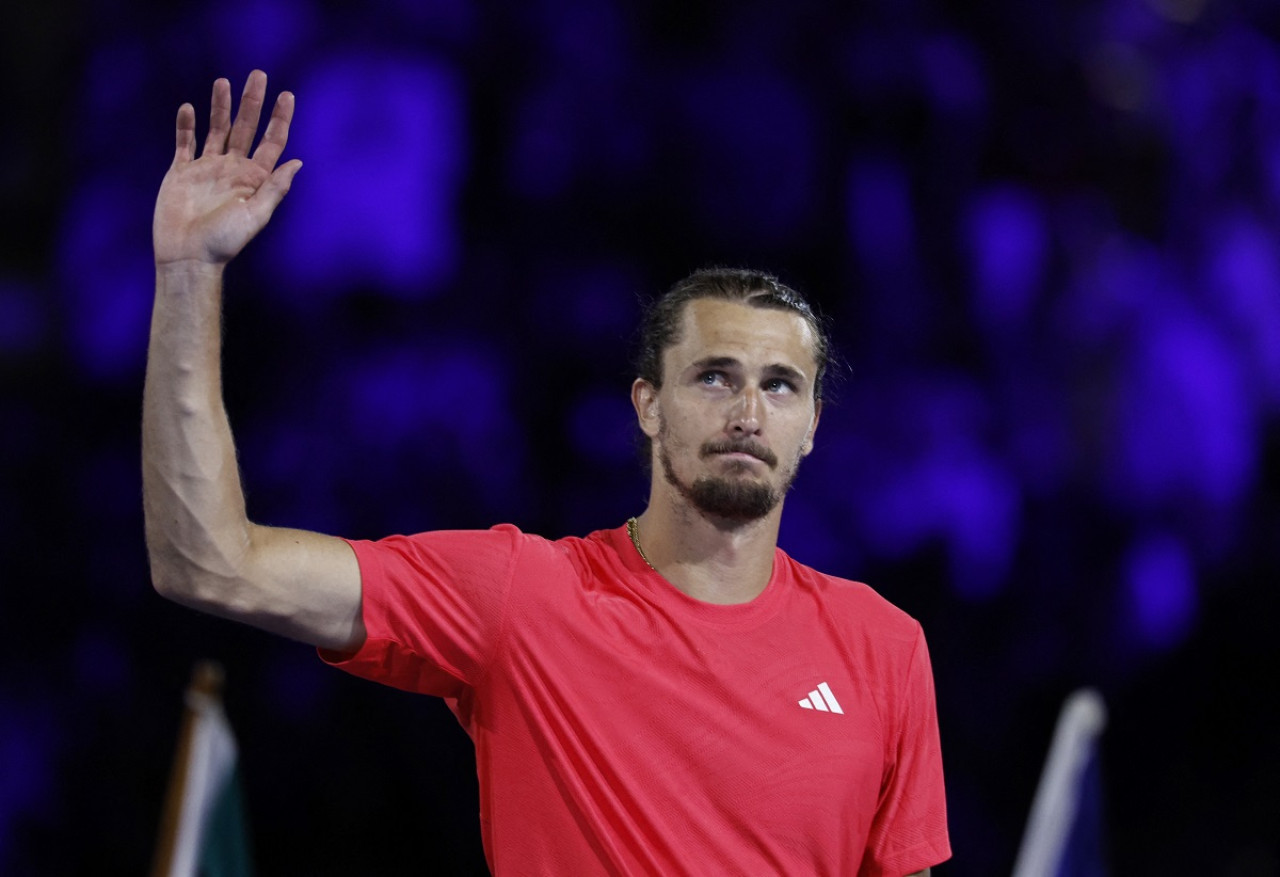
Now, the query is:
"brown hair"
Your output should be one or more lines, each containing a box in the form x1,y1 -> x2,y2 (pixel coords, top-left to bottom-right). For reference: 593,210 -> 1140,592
635,267 -> 831,398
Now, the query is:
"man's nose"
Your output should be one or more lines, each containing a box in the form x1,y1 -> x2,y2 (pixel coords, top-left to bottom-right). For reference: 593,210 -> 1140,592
729,387 -> 762,435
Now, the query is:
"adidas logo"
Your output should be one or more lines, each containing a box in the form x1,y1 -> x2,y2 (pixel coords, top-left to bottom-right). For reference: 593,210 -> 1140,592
798,682 -> 844,714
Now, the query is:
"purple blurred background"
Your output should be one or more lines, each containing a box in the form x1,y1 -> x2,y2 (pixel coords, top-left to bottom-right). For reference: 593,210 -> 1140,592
2,0 -> 1279,873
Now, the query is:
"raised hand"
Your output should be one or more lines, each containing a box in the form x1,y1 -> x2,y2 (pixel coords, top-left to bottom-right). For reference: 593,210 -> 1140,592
153,70 -> 302,267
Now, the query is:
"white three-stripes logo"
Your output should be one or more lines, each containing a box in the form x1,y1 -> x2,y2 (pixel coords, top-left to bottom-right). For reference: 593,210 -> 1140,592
798,682 -> 844,714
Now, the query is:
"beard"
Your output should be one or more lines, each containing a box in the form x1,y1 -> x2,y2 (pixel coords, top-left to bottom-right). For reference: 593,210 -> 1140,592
657,432 -> 800,523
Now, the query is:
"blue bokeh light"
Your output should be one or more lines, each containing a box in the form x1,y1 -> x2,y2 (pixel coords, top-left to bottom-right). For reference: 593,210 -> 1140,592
55,179 -> 153,382
1123,530 -> 1197,651
203,0 -> 320,75
846,156 -> 916,277
1205,213 -> 1280,406
338,343 -> 509,450
267,54 -> 466,301
965,185 -> 1048,336
1109,304 -> 1254,512
848,377 -> 1021,600
335,339 -> 525,515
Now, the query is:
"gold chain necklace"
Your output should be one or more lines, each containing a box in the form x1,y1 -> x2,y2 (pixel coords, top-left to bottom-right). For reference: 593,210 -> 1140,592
626,517 -> 657,570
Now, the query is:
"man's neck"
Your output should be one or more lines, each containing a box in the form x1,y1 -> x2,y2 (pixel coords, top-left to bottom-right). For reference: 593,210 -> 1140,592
631,499 -> 781,605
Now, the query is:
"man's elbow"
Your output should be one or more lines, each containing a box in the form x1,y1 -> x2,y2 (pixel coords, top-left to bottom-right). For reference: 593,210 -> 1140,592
148,559 -> 228,611
146,542 -> 251,615
145,519 -> 252,603
149,564 -> 180,601
146,541 -> 192,603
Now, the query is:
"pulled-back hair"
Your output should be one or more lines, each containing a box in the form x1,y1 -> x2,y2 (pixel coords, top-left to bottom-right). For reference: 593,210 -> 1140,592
634,267 -> 831,399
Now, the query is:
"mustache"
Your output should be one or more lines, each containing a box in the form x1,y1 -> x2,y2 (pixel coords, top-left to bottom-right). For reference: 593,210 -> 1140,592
700,439 -> 778,468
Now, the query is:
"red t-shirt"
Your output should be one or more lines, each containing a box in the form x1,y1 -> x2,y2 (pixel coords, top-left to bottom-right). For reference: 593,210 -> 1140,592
323,525 -> 950,876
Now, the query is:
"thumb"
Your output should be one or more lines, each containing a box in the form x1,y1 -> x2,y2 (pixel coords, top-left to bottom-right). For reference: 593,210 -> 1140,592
247,159 -> 303,220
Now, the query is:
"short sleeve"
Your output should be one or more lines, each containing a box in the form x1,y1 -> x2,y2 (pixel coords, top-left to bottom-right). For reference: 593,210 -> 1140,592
319,525 -> 522,698
860,624 -> 951,876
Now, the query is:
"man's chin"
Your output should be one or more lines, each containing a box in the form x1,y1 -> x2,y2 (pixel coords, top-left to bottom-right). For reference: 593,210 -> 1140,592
687,476 -> 779,522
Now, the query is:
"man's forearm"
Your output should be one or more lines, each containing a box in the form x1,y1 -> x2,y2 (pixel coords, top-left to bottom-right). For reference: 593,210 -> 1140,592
142,263 -> 254,609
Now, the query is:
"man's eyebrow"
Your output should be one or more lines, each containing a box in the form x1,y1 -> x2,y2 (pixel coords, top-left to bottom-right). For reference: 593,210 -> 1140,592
762,363 -> 808,385
690,356 -> 742,371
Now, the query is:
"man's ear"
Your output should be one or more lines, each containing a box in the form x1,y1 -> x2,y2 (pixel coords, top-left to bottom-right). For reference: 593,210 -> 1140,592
632,379 -> 661,438
801,399 -> 822,456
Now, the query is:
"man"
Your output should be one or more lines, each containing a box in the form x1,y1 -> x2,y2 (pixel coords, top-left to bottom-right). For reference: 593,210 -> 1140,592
144,70 -> 951,876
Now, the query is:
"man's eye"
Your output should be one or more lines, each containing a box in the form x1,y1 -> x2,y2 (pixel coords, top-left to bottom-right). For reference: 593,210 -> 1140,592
700,371 -> 727,385
764,378 -> 796,393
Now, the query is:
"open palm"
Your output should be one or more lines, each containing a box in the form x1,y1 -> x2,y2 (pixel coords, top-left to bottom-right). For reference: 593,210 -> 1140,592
153,70 -> 302,266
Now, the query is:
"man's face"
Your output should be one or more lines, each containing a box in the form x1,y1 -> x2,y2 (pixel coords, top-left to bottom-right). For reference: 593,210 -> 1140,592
635,298 -> 822,523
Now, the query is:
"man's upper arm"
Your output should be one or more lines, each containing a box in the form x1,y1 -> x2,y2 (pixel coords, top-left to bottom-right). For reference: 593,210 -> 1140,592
211,524 -> 365,652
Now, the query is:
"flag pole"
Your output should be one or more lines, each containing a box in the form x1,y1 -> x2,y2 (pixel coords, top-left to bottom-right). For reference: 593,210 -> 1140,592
1011,687 -> 1108,877
151,660 -> 226,877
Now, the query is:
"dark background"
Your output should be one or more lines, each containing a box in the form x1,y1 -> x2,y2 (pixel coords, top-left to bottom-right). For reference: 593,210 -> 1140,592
2,0 -> 1279,873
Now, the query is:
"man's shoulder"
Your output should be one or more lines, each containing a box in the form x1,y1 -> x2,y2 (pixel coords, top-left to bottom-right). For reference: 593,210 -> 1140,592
780,551 -> 922,638
375,523 -> 611,550
484,523 -> 627,579
504,524 -> 622,556
356,524 -> 590,573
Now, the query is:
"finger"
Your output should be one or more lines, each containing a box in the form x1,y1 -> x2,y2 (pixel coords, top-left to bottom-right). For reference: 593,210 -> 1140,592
226,69 -> 268,156
173,103 -> 196,165
251,91 -> 295,172
202,78 -> 233,156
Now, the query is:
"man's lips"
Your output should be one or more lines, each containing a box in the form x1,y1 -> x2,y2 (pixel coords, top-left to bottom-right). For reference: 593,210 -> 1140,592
701,441 -> 777,468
